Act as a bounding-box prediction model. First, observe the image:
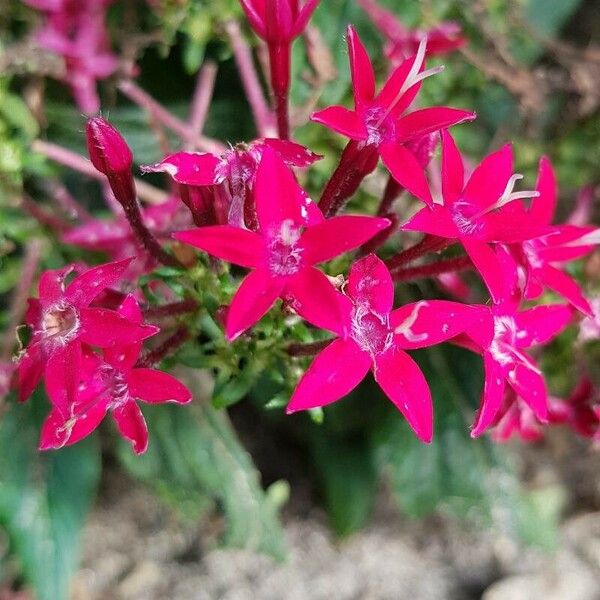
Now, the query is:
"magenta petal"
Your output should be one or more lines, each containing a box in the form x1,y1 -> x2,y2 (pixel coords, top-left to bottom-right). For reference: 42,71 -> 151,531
310,106 -> 366,140
65,258 -> 132,307
348,254 -> 394,315
240,0 -> 266,37
402,205 -> 457,237
286,267 -> 350,337
18,343 -> 44,403
103,296 -> 144,371
79,307 -> 158,347
440,130 -> 464,204
376,53 -> 422,118
390,300 -> 477,350
44,341 -> 82,410
380,143 -> 433,206
507,363 -> 548,422
112,400 -> 149,454
38,266 -> 71,305
528,156 -> 556,226
261,138 -> 322,167
463,144 -> 513,209
286,339 -> 370,413
347,25 -> 376,107
462,240 -> 507,305
226,269 -> 283,340
300,215 -> 390,265
538,264 -> 592,316
174,225 -> 264,268
129,368 -> 192,404
141,152 -> 220,185
374,349 -> 434,443
471,352 -> 506,437
292,0 -> 321,36
253,147 -> 306,231
394,107 -> 476,143
515,304 -> 573,348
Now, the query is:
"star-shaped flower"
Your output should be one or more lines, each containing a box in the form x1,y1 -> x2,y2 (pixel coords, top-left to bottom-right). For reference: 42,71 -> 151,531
458,249 -> 573,437
503,157 -> 599,315
404,130 -> 550,302
18,258 -> 157,403
173,148 -> 390,340
287,254 -> 478,442
311,26 -> 475,206
39,295 -> 192,454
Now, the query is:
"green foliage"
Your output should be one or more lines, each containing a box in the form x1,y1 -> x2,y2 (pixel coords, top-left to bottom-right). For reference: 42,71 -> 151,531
118,372 -> 286,560
0,393 -> 101,600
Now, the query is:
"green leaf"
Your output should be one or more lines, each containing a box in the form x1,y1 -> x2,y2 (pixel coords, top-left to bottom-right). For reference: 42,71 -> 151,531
0,393 -> 101,600
118,370 -> 286,560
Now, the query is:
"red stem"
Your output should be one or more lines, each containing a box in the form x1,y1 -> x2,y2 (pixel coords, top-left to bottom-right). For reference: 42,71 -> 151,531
385,235 -> 452,270
377,176 -> 403,216
268,43 -> 291,139
391,256 -> 472,282
187,60 -> 218,148
144,299 -> 199,320
286,339 -> 332,356
357,212 -> 399,256
137,326 -> 190,368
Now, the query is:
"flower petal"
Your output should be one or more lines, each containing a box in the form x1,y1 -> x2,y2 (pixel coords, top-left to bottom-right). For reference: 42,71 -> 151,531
65,258 -> 133,307
310,106 -> 366,140
471,352 -> 506,437
373,348 -> 433,443
395,107 -> 476,143
141,151 -> 220,186
515,304 -> 573,347
380,143 -> 433,206
129,368 -> 192,404
375,52 -> 422,117
507,362 -> 548,422
348,254 -> 394,315
300,215 -> 390,265
463,144 -> 513,210
440,130 -> 464,204
462,239 -> 508,305
226,269 -> 284,340
390,300 -> 477,350
112,400 -> 149,454
39,266 -> 71,306
79,307 -> 158,347
44,341 -> 82,409
286,339 -> 370,413
537,264 -> 592,316
402,205 -> 457,237
528,156 -> 556,226
261,138 -> 322,167
253,147 -> 307,231
240,0 -> 266,37
286,267 -> 351,337
174,225 -> 264,268
18,342 -> 44,402
292,0 -> 321,37
347,25 -> 376,107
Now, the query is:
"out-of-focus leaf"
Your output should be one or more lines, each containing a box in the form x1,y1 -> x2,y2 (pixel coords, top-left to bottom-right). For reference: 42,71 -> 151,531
516,485 -> 566,550
118,370 -> 286,560
0,392 -> 101,600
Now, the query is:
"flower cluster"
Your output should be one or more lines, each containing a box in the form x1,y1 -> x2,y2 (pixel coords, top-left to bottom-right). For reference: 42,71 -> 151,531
24,0 -> 119,113
13,0 -> 599,452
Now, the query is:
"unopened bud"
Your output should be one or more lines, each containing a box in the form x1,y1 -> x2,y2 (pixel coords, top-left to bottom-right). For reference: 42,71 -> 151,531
86,117 -> 133,176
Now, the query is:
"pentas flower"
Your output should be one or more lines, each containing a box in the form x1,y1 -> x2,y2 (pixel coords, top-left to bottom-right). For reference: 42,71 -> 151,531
404,130 -> 550,303
311,26 -> 475,207
357,0 -> 466,62
502,158 -> 599,315
143,138 -> 321,229
39,296 -> 192,454
458,248 -> 573,437
173,148 -> 390,340
287,254 -> 478,442
17,258 -> 157,403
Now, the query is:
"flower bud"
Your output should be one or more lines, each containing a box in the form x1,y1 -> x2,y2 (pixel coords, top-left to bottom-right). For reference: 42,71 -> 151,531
86,117 -> 133,176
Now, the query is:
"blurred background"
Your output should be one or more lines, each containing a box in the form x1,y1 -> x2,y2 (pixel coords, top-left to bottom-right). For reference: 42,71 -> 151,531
0,0 -> 599,599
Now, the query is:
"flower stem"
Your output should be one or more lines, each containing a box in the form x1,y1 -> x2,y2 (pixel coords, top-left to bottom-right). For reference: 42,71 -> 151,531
286,339 -> 332,356
186,60 -> 218,149
377,176 -> 404,215
267,43 -> 292,139
385,235 -> 451,270
319,141 -> 379,217
391,256 -> 472,282
144,299 -> 199,320
357,212 -> 399,256
22,195 -> 71,233
138,326 -> 190,368
225,21 -> 275,137
32,140 -> 168,205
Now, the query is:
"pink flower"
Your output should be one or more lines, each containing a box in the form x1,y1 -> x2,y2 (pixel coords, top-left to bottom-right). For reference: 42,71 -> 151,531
143,138 -> 321,229
287,254 -> 478,442
579,297 -> 600,342
17,258 -> 157,403
503,158 -> 598,315
311,26 -> 475,206
357,0 -> 466,62
491,389 -> 547,443
404,130 -> 549,302
173,148 -> 390,340
239,0 -> 320,45
459,249 -> 573,437
39,295 -> 192,454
